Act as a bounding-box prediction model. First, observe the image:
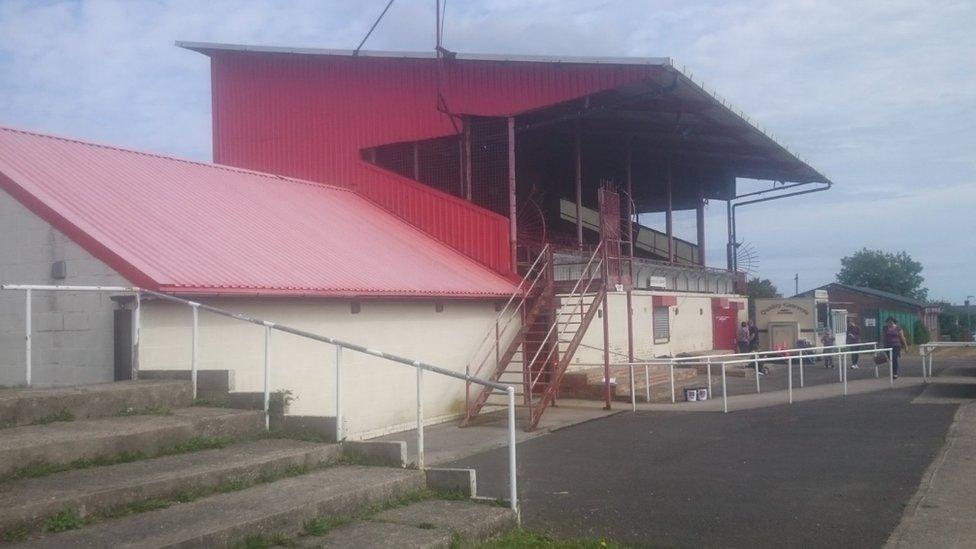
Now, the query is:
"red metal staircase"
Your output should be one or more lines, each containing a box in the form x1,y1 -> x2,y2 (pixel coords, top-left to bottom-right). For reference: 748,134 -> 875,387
463,243 -> 607,430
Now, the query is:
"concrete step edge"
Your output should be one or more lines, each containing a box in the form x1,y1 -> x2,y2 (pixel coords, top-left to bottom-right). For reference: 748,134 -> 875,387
0,381 -> 194,428
12,466 -> 428,548
0,407 -> 266,478
0,438 -> 341,536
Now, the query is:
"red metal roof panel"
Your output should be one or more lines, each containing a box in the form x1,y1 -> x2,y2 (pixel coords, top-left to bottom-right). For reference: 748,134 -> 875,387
0,126 -> 518,298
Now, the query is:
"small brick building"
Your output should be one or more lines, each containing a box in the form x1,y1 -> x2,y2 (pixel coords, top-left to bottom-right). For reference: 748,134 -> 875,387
796,283 -> 940,344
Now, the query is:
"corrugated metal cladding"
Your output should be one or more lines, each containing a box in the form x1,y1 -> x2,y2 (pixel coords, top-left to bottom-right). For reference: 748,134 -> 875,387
0,127 -> 519,298
207,51 -> 662,275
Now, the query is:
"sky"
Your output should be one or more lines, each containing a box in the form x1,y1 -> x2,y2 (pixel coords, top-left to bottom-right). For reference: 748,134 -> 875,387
1,0 -> 974,302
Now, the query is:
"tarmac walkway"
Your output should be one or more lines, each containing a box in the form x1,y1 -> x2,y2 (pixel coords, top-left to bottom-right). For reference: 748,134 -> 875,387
885,358 -> 976,548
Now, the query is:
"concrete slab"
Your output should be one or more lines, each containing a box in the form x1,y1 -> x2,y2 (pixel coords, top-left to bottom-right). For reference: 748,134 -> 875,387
885,402 -> 976,549
13,466 -> 426,548
0,407 -> 265,476
0,380 -> 192,428
374,499 -> 516,542
302,520 -> 452,548
0,439 -> 340,532
373,401 -> 621,466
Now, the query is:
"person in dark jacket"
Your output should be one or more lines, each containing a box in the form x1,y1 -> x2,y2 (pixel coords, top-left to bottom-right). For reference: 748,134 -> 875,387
748,320 -> 760,352
883,317 -> 909,379
847,319 -> 861,369
737,322 -> 751,354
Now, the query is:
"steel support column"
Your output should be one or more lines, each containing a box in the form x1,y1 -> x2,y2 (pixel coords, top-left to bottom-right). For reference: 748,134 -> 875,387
507,116 -> 517,268
666,159 -> 674,263
575,119 -> 583,247
696,182 -> 706,266
463,118 -> 472,201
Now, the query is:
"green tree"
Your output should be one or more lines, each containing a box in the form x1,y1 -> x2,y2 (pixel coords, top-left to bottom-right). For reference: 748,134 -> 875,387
746,277 -> 781,319
837,248 -> 928,301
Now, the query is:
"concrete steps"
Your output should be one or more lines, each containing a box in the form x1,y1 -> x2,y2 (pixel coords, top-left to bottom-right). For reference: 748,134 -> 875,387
0,438 -> 340,533
0,380 -> 193,428
12,466 -> 427,548
0,381 -> 517,548
298,500 -> 517,548
0,407 -> 265,477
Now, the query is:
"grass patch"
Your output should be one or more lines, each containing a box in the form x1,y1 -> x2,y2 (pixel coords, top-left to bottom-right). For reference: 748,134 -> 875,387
32,408 -> 74,425
474,530 -> 635,549
115,405 -> 172,417
41,509 -> 86,533
1,524 -> 29,543
302,516 -> 351,537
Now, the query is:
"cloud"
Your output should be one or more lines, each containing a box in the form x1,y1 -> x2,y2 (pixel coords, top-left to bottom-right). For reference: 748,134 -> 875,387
0,0 -> 974,299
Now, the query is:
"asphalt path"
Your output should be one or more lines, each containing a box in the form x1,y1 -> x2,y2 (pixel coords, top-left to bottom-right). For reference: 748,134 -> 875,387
447,359 -> 959,548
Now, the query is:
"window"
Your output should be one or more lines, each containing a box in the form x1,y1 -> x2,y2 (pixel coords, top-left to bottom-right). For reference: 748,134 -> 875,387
653,306 -> 670,343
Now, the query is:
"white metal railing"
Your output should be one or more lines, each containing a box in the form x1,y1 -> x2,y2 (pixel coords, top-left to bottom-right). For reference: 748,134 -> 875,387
919,341 -> 976,380
1,284 -> 520,516
574,342 -> 893,413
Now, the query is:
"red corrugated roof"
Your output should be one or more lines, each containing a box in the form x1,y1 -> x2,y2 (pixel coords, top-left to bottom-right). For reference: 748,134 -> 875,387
0,126 -> 518,298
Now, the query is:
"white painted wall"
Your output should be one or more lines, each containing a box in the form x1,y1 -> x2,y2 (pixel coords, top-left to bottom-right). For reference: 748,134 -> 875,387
563,290 -> 748,368
0,189 -> 128,386
138,298 -> 502,440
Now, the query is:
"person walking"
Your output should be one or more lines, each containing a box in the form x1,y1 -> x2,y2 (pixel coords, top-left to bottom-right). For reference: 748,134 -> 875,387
737,322 -> 751,354
847,319 -> 861,369
883,317 -> 909,379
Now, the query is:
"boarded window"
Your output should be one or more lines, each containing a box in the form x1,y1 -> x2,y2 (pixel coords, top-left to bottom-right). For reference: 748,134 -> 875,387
653,306 -> 670,343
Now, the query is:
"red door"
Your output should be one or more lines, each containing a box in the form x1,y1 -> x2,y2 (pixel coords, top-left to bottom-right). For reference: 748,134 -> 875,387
711,298 -> 737,350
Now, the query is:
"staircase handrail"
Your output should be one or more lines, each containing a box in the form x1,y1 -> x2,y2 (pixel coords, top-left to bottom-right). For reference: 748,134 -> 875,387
464,245 -> 551,381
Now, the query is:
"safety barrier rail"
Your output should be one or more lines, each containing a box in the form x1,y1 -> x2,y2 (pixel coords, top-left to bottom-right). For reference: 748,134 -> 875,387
574,342 -> 892,413
919,342 -> 976,380
1,284 -> 520,516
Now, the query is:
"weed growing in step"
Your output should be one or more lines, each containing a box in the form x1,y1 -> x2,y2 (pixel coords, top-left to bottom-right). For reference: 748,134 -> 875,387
41,509 -> 86,533
417,521 -> 437,529
1,524 -> 29,542
32,408 -> 74,425
302,516 -> 351,537
114,405 -> 172,417
234,533 -> 300,549
192,397 -> 229,408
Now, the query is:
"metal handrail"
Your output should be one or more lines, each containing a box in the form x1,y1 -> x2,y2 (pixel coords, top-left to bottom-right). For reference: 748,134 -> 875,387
639,342 -> 879,364
1,283 -> 520,515
465,245 -> 550,383
918,341 -> 976,381
527,244 -> 604,392
589,345 -> 897,414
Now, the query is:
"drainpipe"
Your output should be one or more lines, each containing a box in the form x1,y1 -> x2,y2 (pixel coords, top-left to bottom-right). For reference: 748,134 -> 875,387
729,181 -> 832,272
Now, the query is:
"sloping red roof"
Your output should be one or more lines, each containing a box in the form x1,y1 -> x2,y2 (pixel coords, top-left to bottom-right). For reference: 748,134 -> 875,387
0,126 -> 518,298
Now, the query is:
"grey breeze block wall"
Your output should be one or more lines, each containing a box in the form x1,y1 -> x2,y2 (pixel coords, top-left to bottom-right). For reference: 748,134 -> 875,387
0,188 -> 128,386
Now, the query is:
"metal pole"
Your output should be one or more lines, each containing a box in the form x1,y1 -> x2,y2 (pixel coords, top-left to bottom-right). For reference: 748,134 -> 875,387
507,116 -> 518,268
843,354 -> 848,396
666,159 -> 674,263
263,325 -> 271,430
706,357 -> 712,397
721,363 -> 728,413
132,292 -> 141,380
644,364 -> 650,402
754,352 -> 760,393
25,289 -> 31,387
417,364 -> 425,469
799,350 -> 804,387
575,119 -> 583,246
507,386 -> 519,518
602,285 -> 611,410
788,356 -> 793,404
630,363 -> 636,412
670,360 -> 676,403
335,346 -> 343,442
921,349 -> 927,383
191,305 -> 199,399
889,349 -> 894,387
